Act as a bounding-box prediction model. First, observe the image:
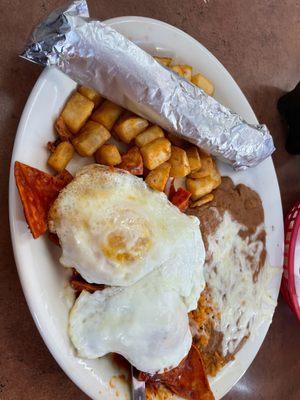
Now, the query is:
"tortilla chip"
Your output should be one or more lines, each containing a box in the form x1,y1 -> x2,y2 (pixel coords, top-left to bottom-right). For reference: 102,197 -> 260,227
141,345 -> 214,400
14,161 -> 73,239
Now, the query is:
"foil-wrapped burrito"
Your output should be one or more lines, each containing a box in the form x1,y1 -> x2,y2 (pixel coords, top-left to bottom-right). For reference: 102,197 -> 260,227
21,0 -> 275,170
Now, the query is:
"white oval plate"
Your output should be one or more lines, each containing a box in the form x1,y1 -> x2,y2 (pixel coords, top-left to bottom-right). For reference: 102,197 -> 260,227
9,17 -> 283,400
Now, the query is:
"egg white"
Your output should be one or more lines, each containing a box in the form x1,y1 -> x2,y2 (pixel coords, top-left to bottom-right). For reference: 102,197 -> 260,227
69,264 -> 194,373
48,164 -> 204,288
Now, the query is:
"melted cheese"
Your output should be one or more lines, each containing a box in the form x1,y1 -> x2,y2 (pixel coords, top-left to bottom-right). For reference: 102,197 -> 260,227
204,210 -> 274,355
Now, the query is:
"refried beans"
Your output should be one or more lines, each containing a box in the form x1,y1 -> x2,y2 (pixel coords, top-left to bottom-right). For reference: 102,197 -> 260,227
187,177 -> 267,376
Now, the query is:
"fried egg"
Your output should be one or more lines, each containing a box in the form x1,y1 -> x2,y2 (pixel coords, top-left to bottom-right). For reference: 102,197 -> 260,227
69,260 -> 197,373
48,164 -> 204,289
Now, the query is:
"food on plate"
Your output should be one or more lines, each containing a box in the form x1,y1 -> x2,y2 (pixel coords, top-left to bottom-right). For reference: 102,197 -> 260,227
143,345 -> 213,400
95,144 -> 122,166
48,164 -> 204,289
188,151 -> 213,179
191,73 -> 215,96
186,146 -> 202,172
70,270 -> 105,294
145,162 -> 171,192
135,125 -> 164,148
170,187 -> 192,213
78,85 -> 103,107
187,177 -> 268,376
187,174 -> 220,201
118,146 -> 143,175
54,116 -> 73,141
69,252 -> 204,373
14,162 -> 72,238
170,64 -> 193,81
15,34 -> 272,398
72,120 -> 111,157
47,141 -> 74,172
14,70 -> 223,399
170,65 -> 184,77
154,56 -> 173,67
190,193 -> 214,208
178,64 -> 193,81
114,113 -> 149,143
169,146 -> 191,177
91,100 -> 123,130
187,158 -> 221,201
61,92 -> 94,134
140,137 -> 172,170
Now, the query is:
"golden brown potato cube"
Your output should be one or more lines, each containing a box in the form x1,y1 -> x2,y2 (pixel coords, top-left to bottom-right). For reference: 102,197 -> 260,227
47,141 -> 74,172
91,100 -> 124,130
190,193 -> 214,208
210,161 -> 222,186
118,146 -> 143,175
191,73 -> 214,96
171,65 -> 184,77
95,144 -> 121,166
186,146 -> 202,172
61,92 -> 94,134
135,125 -> 164,147
140,138 -> 171,170
178,64 -> 192,81
145,162 -> 171,192
114,114 -> 149,144
72,121 -> 111,157
154,56 -> 173,67
188,153 -> 213,179
167,132 -> 187,147
78,86 -> 103,108
169,146 -> 191,177
186,176 -> 217,201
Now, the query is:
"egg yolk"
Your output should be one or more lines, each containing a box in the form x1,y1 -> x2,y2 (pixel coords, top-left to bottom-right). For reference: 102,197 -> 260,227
100,210 -> 152,264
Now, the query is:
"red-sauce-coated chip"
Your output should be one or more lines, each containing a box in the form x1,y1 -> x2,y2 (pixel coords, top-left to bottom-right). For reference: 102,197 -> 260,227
14,161 -> 73,239
170,187 -> 192,212
140,345 -> 214,400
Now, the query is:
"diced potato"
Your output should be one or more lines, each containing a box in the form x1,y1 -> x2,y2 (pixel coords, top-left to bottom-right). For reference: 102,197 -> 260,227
154,56 -> 173,67
190,193 -> 214,208
47,141 -> 74,172
169,146 -> 191,177
91,100 -> 123,130
78,86 -> 102,108
61,92 -> 94,134
191,73 -> 214,96
145,162 -> 171,192
114,114 -> 149,144
55,116 -> 73,141
72,121 -> 110,157
95,144 -> 121,166
178,64 -> 192,81
167,132 -> 187,147
135,125 -> 164,147
186,146 -> 201,172
186,175 -> 220,201
210,161 -> 222,186
171,65 -> 184,77
118,147 -> 143,175
188,153 -> 213,179
140,138 -> 171,170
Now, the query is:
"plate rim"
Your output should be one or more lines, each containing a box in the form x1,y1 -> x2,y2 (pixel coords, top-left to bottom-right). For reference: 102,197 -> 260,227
9,15 -> 283,400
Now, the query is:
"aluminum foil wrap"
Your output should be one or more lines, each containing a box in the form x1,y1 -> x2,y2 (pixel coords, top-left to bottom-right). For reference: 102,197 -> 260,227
21,0 -> 275,170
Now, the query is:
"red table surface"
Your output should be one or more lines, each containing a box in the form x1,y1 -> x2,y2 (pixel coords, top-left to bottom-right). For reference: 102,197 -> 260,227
0,0 -> 299,399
